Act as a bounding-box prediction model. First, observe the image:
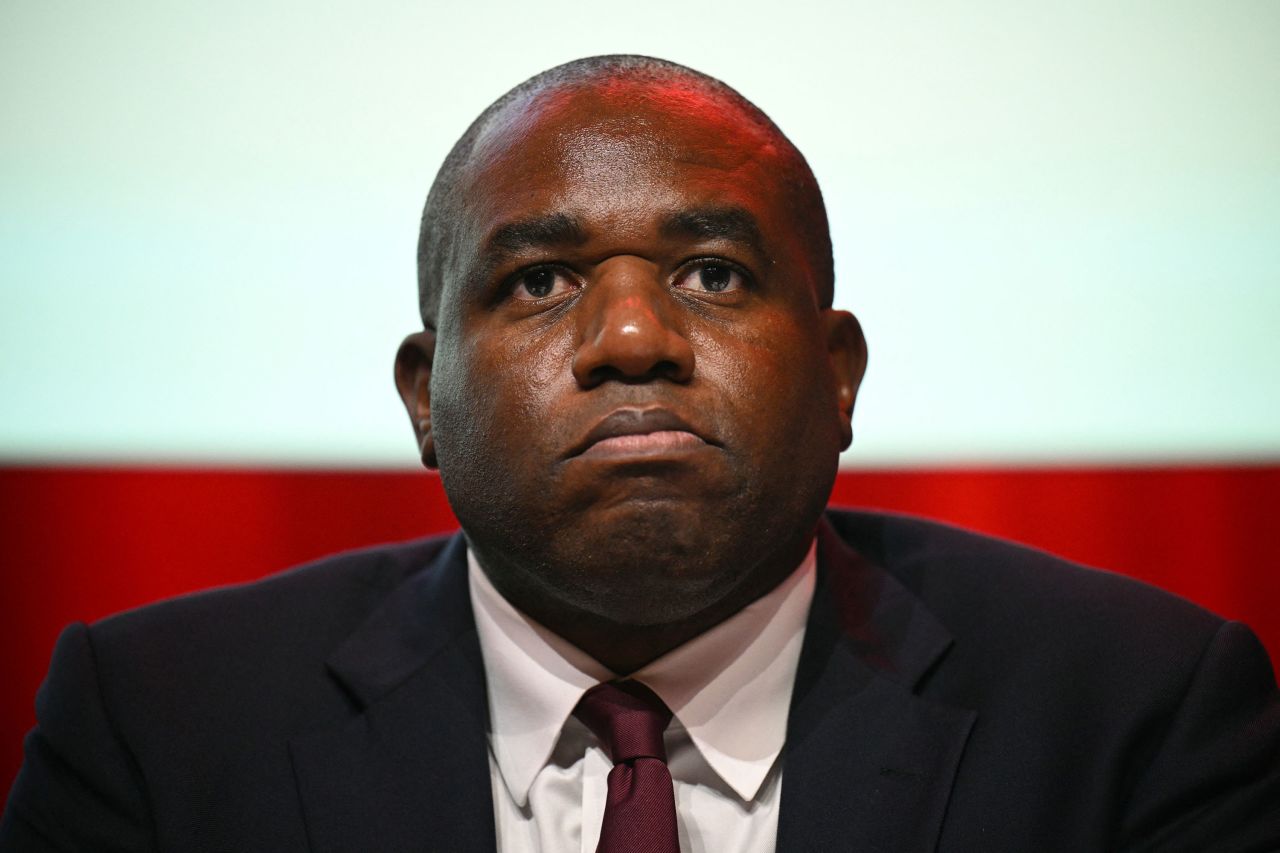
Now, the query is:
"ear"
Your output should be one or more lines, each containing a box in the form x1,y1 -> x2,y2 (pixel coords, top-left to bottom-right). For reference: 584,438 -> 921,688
394,330 -> 439,469
822,309 -> 868,451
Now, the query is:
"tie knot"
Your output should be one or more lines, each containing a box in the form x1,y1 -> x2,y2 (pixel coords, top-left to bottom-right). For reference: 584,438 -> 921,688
573,680 -> 673,764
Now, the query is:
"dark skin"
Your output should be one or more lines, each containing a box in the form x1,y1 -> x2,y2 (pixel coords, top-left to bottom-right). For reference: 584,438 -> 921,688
396,80 -> 867,674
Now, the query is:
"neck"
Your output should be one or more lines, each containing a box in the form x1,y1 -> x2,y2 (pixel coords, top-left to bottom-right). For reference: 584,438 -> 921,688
470,538 -> 812,674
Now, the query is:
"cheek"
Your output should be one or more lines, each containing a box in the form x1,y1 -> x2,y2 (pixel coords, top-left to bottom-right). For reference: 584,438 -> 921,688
439,323 -> 577,452
430,339 -> 496,458
693,311 -> 834,416
504,328 -> 576,423
692,314 -> 842,488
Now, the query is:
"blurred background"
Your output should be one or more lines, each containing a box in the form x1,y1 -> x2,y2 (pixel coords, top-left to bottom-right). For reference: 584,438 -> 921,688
2,0 -> 1277,795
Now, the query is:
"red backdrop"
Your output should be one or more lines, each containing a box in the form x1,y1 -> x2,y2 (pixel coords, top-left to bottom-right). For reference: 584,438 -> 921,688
3,463 -> 1278,798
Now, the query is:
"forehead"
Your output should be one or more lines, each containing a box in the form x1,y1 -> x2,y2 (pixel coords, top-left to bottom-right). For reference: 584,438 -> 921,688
455,80 -> 793,238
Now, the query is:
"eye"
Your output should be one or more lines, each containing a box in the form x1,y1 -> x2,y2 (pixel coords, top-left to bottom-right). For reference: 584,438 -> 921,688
511,267 -> 576,301
674,261 -> 747,294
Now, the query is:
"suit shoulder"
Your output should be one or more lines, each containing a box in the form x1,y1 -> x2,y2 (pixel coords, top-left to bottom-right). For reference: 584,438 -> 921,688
63,532 -> 464,751
823,507 -> 1226,657
89,533 -> 459,657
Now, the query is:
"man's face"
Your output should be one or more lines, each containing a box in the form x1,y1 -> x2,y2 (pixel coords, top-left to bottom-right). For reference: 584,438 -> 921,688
416,81 -> 864,631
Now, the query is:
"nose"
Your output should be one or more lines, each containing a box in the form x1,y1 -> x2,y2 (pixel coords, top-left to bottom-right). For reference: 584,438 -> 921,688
571,258 -> 695,388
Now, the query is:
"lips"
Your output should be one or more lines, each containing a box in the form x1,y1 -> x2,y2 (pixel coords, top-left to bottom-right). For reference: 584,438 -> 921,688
568,407 -> 715,459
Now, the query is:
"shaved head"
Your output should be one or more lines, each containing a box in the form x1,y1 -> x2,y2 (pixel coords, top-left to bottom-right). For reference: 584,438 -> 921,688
416,55 -> 834,329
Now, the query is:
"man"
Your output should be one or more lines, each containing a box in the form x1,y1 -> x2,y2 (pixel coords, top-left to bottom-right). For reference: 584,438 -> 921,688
3,55 -> 1278,852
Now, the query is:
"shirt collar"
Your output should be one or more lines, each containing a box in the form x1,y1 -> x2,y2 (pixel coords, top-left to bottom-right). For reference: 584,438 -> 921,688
468,543 -> 816,806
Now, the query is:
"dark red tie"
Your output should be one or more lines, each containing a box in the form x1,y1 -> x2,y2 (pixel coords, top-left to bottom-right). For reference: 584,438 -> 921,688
574,680 -> 680,853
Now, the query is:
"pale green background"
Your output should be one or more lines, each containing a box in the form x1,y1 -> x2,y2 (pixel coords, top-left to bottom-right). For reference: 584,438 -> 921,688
2,1 -> 1277,467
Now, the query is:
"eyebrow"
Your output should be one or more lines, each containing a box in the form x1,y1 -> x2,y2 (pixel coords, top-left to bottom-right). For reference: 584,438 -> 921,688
659,206 -> 765,249
486,206 -> 764,255
484,212 -> 588,257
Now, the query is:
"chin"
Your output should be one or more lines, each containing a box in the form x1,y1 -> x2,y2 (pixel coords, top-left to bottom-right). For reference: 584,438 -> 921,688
549,514 -> 755,626
459,475 -> 825,632
561,571 -> 735,628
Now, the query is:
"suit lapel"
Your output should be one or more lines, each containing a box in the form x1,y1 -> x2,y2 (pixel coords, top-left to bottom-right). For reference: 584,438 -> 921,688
777,519 -> 977,853
289,535 -> 497,853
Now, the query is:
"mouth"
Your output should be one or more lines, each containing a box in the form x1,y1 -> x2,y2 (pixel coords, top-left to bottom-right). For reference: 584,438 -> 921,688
568,407 -> 714,460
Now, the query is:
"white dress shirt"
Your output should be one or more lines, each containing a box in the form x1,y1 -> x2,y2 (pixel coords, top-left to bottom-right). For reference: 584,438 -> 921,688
467,543 -> 816,853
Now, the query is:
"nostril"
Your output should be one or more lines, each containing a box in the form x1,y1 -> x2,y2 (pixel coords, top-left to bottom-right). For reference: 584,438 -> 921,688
585,359 -> 685,387
584,364 -> 621,388
651,359 -> 683,380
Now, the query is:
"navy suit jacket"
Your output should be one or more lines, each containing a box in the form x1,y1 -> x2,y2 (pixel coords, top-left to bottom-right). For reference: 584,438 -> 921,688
3,509 -> 1279,851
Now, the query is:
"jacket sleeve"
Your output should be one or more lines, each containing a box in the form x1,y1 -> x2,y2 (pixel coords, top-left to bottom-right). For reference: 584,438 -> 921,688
1117,620 -> 1280,852
0,622 -> 156,852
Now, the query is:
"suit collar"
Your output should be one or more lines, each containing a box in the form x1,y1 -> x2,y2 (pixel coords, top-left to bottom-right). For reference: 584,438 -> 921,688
812,516 -> 954,690
776,516 -> 976,853
323,533 -> 478,708
290,533 -> 498,853
290,516 -> 976,853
